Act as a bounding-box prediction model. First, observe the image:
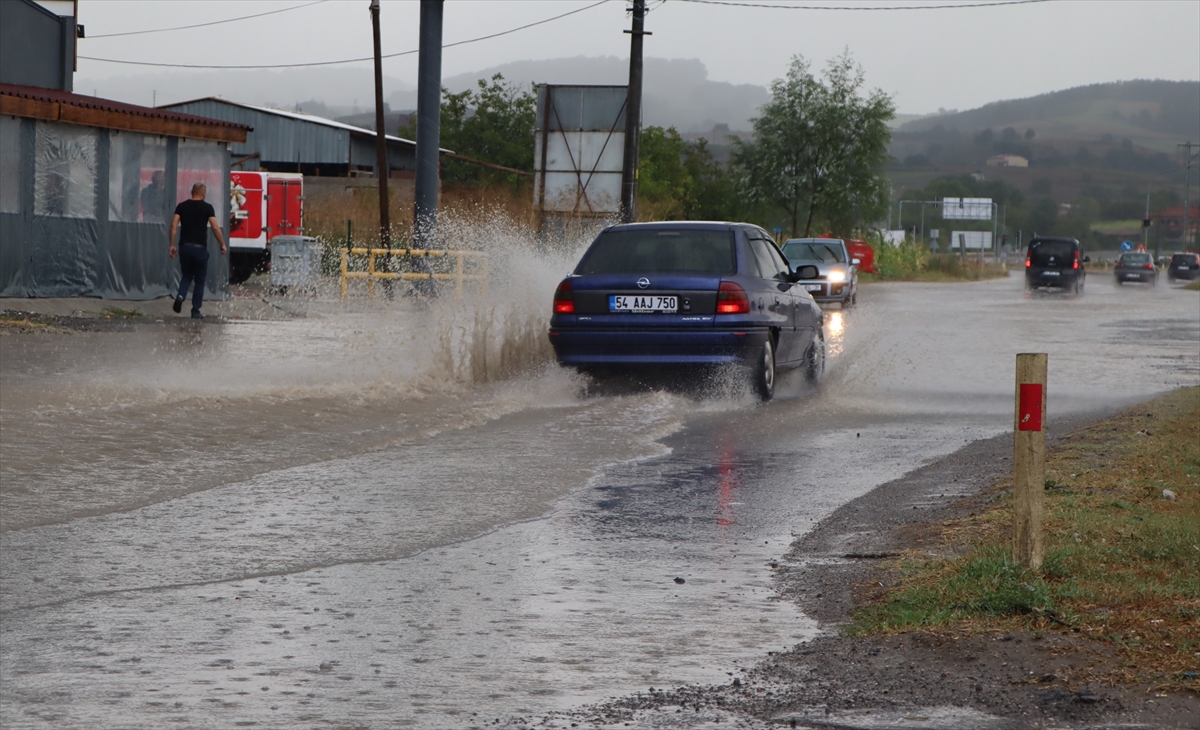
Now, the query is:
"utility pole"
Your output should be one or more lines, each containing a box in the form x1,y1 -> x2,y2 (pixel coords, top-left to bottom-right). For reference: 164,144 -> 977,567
414,0 -> 444,247
620,0 -> 648,224
1180,142 -> 1197,250
370,0 -> 390,253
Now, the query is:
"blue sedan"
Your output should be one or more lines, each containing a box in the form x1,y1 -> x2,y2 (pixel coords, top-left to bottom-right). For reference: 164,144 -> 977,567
548,221 -> 825,400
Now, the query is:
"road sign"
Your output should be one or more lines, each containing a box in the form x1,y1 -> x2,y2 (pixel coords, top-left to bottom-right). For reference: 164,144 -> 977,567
1121,240 -> 1133,252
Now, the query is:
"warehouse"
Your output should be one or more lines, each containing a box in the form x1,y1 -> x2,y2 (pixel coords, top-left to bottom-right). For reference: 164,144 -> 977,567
159,98 -> 419,178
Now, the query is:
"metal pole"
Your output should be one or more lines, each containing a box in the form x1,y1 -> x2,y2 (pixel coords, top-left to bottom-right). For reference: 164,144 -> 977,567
1180,142 -> 1195,251
414,0 -> 444,246
620,0 -> 647,224
370,0 -> 391,254
1143,193 -> 1150,252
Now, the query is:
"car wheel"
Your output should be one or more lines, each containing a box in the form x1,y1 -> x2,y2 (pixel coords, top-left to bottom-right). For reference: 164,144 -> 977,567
804,328 -> 826,385
752,338 -> 776,402
1115,277 -> 1123,286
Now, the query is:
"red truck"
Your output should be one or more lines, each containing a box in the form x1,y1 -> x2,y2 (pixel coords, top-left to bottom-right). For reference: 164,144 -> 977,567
228,171 -> 303,284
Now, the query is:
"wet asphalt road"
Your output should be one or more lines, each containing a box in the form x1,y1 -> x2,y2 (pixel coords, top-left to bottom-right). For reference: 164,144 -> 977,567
1,272 -> 1197,728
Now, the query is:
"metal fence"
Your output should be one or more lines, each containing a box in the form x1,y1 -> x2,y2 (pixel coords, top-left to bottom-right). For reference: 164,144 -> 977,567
339,248 -> 488,299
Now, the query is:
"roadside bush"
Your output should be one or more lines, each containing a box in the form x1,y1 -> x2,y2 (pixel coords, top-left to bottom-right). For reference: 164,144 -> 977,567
865,230 -> 927,279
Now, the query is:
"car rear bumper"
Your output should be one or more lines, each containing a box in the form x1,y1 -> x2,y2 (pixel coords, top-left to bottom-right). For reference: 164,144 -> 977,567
1167,268 -> 1199,280
1026,272 -> 1080,288
1115,270 -> 1156,282
548,327 -> 769,366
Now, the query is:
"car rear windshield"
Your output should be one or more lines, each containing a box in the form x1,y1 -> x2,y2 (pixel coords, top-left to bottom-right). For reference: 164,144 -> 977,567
1120,253 -> 1151,264
1171,253 -> 1197,263
1028,240 -> 1075,264
575,229 -> 736,275
780,241 -> 846,264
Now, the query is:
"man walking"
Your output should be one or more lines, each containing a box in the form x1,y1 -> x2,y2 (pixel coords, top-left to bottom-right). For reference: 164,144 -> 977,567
169,182 -> 227,319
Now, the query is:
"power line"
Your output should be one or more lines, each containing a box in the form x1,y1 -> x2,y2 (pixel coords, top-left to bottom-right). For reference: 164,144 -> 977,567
79,0 -> 611,69
85,0 -> 330,39
676,0 -> 1048,10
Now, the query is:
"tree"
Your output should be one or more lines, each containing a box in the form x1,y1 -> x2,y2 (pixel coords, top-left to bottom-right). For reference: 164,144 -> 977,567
733,52 -> 894,238
400,74 -> 536,187
637,126 -> 691,219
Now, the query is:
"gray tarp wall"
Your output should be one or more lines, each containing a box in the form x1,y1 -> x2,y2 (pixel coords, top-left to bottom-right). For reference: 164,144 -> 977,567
0,116 -> 230,300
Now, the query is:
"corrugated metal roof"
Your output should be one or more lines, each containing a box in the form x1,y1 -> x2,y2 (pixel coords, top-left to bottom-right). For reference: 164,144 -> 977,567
0,83 -> 249,132
162,97 -> 419,146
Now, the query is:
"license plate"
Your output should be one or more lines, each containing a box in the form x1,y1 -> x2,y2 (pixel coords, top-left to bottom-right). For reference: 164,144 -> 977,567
1124,273 -> 1139,279
609,294 -> 677,313
804,284 -> 823,292
1042,271 -> 1059,277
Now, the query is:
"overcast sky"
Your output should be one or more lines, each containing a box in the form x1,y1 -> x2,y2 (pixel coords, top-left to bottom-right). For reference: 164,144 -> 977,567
75,0 -> 1200,114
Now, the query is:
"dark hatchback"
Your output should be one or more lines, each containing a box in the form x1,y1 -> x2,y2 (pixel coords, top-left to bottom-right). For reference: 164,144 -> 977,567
1167,252 -> 1200,282
1025,237 -> 1088,293
548,222 -> 825,401
1113,251 -> 1158,286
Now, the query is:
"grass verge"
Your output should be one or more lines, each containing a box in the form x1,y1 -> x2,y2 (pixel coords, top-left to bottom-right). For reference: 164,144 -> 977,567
848,386 -> 1200,691
100,306 -> 147,319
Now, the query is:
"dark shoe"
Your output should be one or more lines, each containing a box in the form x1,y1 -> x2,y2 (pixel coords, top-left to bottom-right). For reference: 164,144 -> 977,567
173,296 -> 183,313
191,311 -> 203,320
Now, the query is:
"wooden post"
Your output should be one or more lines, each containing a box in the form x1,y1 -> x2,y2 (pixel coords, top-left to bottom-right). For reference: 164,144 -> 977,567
1013,353 -> 1048,570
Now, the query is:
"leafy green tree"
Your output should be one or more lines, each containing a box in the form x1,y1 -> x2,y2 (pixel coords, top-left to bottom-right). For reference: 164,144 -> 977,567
637,126 -> 692,219
681,138 -> 741,221
400,74 -> 536,187
733,52 -> 895,238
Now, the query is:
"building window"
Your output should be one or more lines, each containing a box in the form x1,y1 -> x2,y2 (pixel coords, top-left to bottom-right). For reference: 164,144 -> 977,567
177,139 -> 226,220
0,116 -> 20,214
108,131 -> 168,223
34,121 -> 97,219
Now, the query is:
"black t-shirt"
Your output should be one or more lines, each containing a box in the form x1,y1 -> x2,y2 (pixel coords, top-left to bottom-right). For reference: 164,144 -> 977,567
174,199 -> 216,245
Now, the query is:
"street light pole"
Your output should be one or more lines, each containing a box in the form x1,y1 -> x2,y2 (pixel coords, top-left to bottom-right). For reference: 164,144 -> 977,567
414,0 -> 444,247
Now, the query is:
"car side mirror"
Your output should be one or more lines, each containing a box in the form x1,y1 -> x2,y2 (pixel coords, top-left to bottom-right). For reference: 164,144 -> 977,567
1082,255 -> 1091,263
789,264 -> 819,282
851,258 -> 861,266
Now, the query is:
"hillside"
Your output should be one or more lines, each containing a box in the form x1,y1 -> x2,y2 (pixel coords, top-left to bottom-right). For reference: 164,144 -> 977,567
897,80 -> 1199,154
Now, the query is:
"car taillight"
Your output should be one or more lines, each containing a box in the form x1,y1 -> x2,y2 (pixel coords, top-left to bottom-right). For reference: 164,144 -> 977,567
716,281 -> 750,314
1072,251 -> 1080,270
1025,256 -> 1031,268
553,280 -> 574,314
1143,263 -> 1155,270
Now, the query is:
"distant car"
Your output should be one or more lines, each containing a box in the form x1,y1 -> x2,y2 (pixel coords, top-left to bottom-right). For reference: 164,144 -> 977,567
1167,252 -> 1200,283
1025,237 -> 1088,294
548,221 -> 825,401
1113,251 -> 1158,286
780,238 -> 859,308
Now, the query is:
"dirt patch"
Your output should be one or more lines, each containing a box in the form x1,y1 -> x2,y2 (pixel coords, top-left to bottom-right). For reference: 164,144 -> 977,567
0,310 -> 198,335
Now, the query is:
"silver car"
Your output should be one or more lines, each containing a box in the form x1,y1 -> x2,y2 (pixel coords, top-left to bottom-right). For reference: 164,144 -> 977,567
780,238 -> 859,308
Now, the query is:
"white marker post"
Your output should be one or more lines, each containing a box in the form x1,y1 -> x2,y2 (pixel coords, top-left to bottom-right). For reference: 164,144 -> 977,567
1013,353 -> 1047,570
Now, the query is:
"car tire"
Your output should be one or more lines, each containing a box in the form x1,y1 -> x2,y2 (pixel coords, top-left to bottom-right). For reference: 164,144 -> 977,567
752,338 -> 776,402
804,328 -> 826,385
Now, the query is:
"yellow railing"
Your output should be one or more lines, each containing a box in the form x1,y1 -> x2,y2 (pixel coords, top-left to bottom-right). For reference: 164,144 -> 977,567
339,247 -> 489,299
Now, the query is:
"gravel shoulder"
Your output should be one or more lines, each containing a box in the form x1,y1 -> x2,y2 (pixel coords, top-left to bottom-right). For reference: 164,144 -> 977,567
510,408 -> 1199,730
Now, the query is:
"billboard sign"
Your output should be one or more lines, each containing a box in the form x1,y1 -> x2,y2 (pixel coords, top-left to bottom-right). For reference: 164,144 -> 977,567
942,197 -> 992,221
534,85 -> 627,217
950,231 -> 993,250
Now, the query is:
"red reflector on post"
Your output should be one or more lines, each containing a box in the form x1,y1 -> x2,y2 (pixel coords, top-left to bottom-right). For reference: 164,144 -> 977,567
1018,383 -> 1043,432
716,281 -> 750,314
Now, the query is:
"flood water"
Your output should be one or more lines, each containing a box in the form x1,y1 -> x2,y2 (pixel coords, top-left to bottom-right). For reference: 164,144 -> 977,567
2,261 -> 1197,728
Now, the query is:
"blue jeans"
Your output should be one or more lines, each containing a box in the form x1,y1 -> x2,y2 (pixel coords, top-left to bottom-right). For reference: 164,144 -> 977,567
177,244 -> 209,315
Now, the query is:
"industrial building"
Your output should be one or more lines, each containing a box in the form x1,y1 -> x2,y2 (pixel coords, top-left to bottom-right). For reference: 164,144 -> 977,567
159,98 -> 420,178
0,0 -> 249,299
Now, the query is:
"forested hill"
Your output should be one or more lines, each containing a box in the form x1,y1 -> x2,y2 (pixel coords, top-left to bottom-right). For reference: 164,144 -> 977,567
899,80 -> 1199,145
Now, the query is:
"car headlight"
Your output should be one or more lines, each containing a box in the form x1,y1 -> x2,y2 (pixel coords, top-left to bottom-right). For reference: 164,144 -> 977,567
827,270 -> 846,283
